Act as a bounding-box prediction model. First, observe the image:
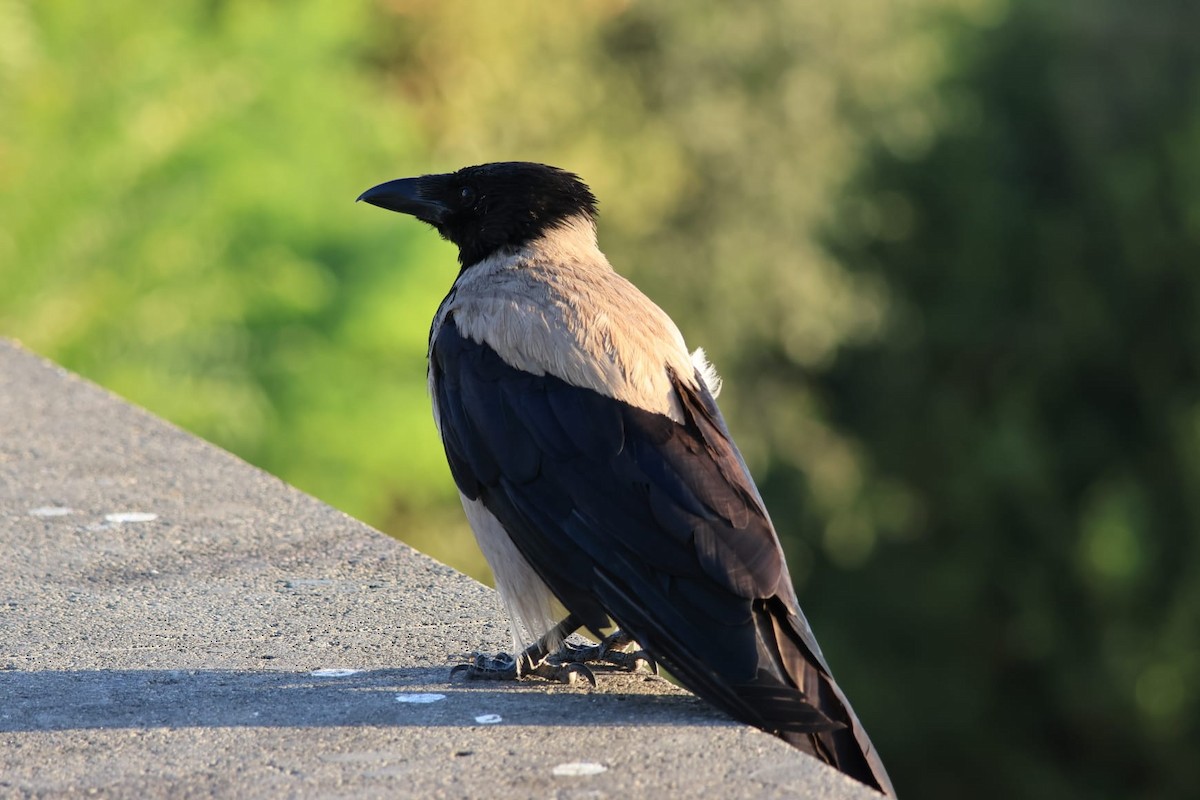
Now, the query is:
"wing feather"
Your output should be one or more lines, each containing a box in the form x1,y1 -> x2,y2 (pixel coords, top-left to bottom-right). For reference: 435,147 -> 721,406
430,316 -> 893,795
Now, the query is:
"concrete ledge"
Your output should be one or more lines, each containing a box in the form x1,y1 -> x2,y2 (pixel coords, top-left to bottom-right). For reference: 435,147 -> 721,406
0,339 -> 879,799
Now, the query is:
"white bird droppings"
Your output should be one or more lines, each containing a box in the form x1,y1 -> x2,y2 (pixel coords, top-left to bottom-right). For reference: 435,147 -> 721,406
552,762 -> 608,777
310,668 -> 361,677
474,714 -> 502,724
29,507 -> 74,517
394,693 -> 446,704
105,512 -> 158,524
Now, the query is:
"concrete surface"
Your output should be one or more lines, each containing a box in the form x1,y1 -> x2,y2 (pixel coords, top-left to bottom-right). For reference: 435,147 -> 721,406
0,339 -> 882,799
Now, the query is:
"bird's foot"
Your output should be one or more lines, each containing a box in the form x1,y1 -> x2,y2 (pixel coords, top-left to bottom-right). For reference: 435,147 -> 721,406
522,655 -> 598,686
449,651 -> 521,681
558,629 -> 658,675
449,615 -> 651,686
450,650 -> 597,686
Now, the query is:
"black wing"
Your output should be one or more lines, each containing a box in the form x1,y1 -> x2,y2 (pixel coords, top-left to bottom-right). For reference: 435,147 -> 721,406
431,317 -> 893,795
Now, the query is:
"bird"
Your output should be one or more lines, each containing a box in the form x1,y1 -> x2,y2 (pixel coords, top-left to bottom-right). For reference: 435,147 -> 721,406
358,161 -> 895,796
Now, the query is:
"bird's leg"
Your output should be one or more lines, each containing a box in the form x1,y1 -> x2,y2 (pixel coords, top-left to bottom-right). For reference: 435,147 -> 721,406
555,628 -> 658,675
451,614 -> 598,686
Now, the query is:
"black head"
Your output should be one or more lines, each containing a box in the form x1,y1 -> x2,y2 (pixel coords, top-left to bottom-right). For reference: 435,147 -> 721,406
358,162 -> 599,268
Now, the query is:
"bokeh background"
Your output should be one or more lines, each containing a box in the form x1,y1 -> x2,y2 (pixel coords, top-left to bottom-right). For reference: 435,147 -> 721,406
3,0 -> 1198,796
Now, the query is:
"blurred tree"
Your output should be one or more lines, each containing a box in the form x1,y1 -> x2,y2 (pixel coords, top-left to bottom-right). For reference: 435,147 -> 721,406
820,0 -> 1200,796
0,0 -> 486,574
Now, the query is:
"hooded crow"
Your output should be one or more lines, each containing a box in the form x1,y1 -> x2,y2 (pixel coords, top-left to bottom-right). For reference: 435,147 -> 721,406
359,162 -> 895,795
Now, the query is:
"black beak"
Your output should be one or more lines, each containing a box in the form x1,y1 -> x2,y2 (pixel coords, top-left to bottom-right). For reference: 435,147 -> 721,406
357,177 -> 449,224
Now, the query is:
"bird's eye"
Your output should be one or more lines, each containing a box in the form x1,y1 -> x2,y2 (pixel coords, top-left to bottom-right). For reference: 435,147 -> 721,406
458,185 -> 476,205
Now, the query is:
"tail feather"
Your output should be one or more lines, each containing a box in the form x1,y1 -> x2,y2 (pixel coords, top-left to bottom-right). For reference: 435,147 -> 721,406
762,598 -> 896,796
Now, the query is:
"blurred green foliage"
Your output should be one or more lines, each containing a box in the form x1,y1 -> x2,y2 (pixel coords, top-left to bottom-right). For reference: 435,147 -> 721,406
820,1 -> 1200,796
2,0 -> 1197,796
0,0 -> 484,573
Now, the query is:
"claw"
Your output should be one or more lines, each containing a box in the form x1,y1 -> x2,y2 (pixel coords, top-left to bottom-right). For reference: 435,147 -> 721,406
529,659 -> 597,687
604,648 -> 658,675
565,663 -> 598,687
